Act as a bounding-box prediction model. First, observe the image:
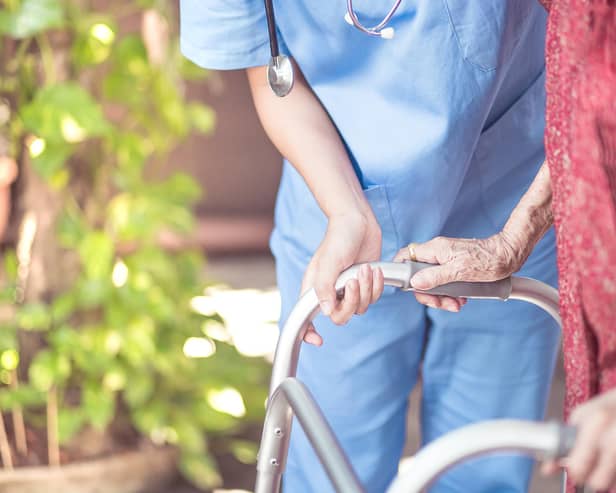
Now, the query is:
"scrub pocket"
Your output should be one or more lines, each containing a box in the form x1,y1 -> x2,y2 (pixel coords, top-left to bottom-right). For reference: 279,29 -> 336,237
271,182 -> 399,267
442,0 -> 532,71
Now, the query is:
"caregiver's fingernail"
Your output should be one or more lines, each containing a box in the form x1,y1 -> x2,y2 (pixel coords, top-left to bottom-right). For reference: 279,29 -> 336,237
321,301 -> 332,315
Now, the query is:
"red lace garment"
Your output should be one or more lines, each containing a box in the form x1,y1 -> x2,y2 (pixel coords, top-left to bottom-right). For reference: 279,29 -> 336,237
541,1 -> 616,489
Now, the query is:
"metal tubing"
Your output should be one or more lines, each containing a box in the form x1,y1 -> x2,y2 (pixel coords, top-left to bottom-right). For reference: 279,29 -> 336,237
255,378 -> 365,493
387,421 -> 574,493
256,262 -> 563,493
510,276 -> 561,326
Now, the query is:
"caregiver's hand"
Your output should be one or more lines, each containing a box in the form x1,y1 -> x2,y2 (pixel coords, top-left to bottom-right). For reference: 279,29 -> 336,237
541,389 -> 616,491
393,232 -> 523,312
300,210 -> 384,346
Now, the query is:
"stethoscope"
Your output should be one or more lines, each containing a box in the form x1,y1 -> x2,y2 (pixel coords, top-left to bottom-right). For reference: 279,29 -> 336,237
265,0 -> 402,97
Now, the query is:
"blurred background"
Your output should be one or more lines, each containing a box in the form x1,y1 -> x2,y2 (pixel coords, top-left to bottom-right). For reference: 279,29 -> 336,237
0,1 -> 564,492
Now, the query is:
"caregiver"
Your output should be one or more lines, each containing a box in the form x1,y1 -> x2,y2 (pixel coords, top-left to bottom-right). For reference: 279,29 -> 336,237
181,2 -> 559,492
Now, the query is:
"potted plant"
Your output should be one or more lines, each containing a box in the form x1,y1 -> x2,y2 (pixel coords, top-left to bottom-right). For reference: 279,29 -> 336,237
0,1 -> 269,491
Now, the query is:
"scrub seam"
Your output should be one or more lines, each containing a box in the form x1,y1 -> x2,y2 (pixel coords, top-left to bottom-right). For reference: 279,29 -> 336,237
382,185 -> 401,255
476,69 -> 547,233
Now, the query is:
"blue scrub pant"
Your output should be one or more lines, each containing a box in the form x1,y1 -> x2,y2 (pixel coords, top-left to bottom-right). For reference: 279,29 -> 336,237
272,226 -> 560,493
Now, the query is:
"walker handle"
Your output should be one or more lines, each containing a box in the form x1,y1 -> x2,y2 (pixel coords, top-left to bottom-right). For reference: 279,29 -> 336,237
333,261 -> 512,300
403,261 -> 512,300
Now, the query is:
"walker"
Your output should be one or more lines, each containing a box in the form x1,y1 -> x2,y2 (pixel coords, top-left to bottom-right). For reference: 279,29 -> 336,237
256,261 -> 576,493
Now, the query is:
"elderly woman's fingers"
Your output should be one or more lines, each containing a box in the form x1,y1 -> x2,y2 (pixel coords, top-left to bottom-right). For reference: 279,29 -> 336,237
411,236 -> 451,264
395,234 -> 523,289
413,292 -> 465,312
394,236 -> 450,264
411,262 -> 462,291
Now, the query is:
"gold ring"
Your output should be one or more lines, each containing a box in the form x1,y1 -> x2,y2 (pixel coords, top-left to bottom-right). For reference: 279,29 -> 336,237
407,242 -> 418,262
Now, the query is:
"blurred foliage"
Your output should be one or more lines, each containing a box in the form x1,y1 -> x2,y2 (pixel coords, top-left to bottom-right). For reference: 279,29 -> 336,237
0,0 -> 268,488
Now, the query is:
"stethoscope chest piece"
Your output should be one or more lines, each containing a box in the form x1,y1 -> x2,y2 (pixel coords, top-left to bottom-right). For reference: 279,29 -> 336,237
267,54 -> 294,97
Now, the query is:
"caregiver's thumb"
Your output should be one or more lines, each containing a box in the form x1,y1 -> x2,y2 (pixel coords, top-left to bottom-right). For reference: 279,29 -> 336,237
313,257 -> 340,316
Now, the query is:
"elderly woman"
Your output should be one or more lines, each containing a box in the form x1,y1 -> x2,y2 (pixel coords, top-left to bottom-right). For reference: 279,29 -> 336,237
396,1 -> 616,491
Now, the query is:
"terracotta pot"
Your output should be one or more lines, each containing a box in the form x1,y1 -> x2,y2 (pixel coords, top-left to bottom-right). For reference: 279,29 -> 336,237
0,445 -> 178,493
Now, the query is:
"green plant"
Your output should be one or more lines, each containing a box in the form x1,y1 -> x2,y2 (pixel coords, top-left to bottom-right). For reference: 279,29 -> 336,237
0,0 -> 269,488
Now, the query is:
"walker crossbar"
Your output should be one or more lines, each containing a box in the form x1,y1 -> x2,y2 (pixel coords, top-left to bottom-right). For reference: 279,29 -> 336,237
256,261 -> 566,493
258,378 -> 365,493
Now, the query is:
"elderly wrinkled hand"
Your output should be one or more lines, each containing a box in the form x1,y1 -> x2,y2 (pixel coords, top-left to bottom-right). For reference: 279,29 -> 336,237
542,389 -> 616,491
393,232 -> 525,312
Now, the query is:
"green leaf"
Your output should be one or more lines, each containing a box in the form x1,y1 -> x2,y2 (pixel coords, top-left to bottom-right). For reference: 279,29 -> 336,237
57,208 -> 87,248
49,325 -> 79,353
102,36 -> 149,105
123,370 -> 154,408
30,142 -> 72,180
180,453 -> 221,490
72,19 -> 116,67
0,328 -> 16,352
132,400 -> 167,434
76,279 -> 111,308
187,103 -> 215,134
51,293 -> 77,323
0,385 -> 45,410
17,302 -> 50,330
230,439 -> 258,464
192,401 -> 237,433
21,83 -> 109,144
0,0 -> 64,39
103,366 -> 126,391
3,250 -> 18,281
148,173 -> 202,206
77,231 -> 114,280
58,407 -> 85,444
172,419 -> 205,454
114,132 -> 148,171
0,349 -> 19,370
29,350 -> 70,391
152,73 -> 189,137
83,383 -> 115,429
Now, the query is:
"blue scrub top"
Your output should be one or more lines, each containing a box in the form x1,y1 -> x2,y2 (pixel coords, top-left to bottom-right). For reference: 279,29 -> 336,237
180,1 -> 549,262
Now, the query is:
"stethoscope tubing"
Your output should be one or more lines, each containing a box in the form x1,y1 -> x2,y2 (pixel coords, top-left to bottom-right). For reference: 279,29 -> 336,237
346,0 -> 402,35
264,0 -> 280,58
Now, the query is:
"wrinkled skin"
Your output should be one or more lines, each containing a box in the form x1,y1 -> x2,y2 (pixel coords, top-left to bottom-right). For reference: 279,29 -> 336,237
393,231 -> 525,312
